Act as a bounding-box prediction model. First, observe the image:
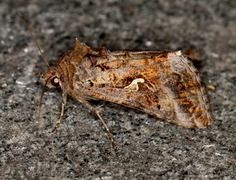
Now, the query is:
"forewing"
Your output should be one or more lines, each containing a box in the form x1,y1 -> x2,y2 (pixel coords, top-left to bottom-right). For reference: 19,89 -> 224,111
73,50 -> 213,128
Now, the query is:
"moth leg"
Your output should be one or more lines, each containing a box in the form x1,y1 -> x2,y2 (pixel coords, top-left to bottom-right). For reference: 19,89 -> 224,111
52,91 -> 67,132
100,34 -> 108,49
94,109 -> 118,157
82,100 -> 118,156
52,103 -> 65,132
33,70 -> 42,75
95,104 -> 103,110
70,90 -> 118,156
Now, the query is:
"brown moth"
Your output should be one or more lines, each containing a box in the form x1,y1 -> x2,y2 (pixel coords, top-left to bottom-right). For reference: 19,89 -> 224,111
20,17 -> 213,156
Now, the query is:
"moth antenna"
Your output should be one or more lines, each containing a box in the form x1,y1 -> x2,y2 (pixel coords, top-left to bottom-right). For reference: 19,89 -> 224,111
18,14 -> 50,67
38,78 -> 50,132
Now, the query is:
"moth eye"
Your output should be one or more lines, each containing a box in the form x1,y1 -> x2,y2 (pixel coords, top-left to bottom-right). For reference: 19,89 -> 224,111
51,77 -> 60,87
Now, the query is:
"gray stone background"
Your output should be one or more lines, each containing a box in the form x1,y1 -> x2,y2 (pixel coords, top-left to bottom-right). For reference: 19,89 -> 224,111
0,0 -> 235,179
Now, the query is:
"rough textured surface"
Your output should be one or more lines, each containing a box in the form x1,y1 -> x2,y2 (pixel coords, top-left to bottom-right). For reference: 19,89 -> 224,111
0,0 -> 235,179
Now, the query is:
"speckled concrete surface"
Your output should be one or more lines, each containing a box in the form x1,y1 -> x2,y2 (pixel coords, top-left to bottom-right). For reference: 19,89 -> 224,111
0,0 -> 235,179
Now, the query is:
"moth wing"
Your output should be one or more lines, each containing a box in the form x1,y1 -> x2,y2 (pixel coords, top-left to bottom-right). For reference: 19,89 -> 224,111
75,51 -> 213,128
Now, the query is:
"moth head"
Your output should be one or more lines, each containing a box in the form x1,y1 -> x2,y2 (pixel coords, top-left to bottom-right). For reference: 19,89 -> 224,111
40,66 -> 61,89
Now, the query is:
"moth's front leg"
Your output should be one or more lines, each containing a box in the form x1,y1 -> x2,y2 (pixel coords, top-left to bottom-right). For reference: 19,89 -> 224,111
52,90 -> 67,132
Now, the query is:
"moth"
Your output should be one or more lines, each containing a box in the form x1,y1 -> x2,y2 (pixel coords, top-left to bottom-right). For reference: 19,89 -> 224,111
20,17 -> 213,156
